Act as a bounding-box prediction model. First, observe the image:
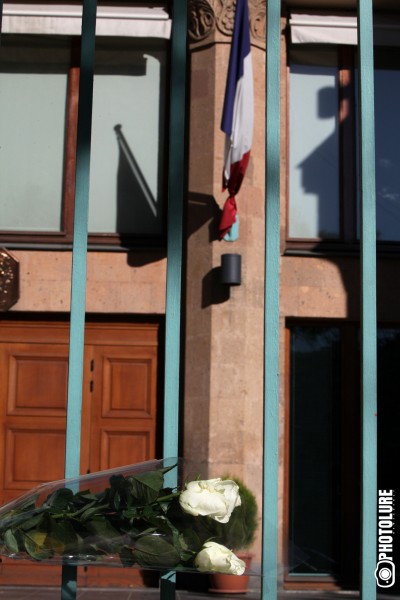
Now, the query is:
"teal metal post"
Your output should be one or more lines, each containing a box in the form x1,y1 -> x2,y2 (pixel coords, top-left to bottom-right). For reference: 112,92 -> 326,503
161,1 -> 187,598
163,0 -> 187,461
357,1 -> 377,598
62,2 -> 97,599
262,0 -> 281,599
65,0 -> 97,483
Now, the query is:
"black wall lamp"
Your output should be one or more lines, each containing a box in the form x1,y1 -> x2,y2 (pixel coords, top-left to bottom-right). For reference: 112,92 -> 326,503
221,253 -> 241,286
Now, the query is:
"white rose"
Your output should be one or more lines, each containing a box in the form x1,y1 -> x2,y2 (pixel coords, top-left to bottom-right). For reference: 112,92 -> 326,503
179,478 -> 241,523
195,541 -> 245,575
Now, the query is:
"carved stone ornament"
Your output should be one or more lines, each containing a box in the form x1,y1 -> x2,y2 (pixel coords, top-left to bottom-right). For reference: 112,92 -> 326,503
189,0 -> 216,42
189,0 -> 266,48
0,249 -> 19,311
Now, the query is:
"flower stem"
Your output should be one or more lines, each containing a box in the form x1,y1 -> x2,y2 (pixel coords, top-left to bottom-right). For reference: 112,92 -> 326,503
156,492 -> 180,503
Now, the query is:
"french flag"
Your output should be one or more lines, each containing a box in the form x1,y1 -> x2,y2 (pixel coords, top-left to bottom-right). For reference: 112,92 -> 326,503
219,0 -> 254,240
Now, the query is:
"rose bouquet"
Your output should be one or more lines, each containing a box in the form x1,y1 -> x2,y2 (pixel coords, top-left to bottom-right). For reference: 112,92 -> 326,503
0,459 -> 247,575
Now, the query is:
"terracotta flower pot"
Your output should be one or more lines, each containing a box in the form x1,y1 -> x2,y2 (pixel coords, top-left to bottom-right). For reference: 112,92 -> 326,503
208,552 -> 254,594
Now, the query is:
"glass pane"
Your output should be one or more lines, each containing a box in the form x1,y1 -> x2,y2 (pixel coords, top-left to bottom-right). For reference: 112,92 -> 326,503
289,326 -> 341,576
88,39 -> 167,237
356,50 -> 400,241
377,328 -> 400,491
289,47 -> 340,239
0,36 -> 68,232
375,68 -> 400,241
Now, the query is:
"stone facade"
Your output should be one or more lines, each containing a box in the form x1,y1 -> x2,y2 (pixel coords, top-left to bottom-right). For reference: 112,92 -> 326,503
3,0 -> 399,581
184,27 -> 266,563
184,0 -> 400,573
10,251 -> 166,314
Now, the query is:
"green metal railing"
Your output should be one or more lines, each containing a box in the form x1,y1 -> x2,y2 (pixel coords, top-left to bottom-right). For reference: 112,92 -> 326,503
61,1 -> 188,598
262,0 -> 281,597
262,0 -> 378,598
62,2 -> 97,598
358,1 -> 377,598
0,1 -> 378,599
161,0 -> 187,596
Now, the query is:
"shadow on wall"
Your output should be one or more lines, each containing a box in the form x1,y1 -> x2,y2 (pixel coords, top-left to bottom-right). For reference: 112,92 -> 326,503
110,47 -> 167,258
115,123 -> 167,267
186,191 -> 231,307
114,124 -> 162,238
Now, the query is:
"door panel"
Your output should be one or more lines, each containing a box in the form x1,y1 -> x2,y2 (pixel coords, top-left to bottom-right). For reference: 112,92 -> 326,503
100,426 -> 154,471
0,343 -> 69,505
88,345 -> 157,473
100,352 -> 155,419
7,348 -> 68,416
5,423 -> 66,491
0,318 -> 160,587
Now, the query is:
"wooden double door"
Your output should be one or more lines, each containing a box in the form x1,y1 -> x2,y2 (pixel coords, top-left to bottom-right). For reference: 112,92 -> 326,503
0,318 -> 161,586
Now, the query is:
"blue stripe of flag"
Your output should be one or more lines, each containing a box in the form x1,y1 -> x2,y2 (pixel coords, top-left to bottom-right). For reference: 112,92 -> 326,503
221,0 -> 251,137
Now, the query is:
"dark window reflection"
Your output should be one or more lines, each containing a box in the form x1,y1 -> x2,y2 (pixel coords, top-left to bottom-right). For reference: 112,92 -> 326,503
289,326 -> 341,576
289,323 -> 400,582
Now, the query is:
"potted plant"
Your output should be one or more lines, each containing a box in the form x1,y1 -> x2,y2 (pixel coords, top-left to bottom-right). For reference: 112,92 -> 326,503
208,476 -> 258,594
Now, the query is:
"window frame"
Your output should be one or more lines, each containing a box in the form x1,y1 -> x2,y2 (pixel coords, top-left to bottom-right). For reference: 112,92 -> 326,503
285,318 -> 400,588
0,30 -> 169,249
285,38 -> 400,255
284,319 -> 361,589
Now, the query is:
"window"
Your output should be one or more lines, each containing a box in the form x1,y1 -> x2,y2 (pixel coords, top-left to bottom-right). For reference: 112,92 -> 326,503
287,322 -> 400,585
88,37 -> 167,242
372,48 -> 400,242
289,46 -> 341,241
0,24 -> 168,246
0,35 -> 70,236
288,40 -> 400,250
288,325 -> 342,580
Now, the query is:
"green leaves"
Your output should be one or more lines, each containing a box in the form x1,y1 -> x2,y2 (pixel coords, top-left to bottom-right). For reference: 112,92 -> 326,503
24,531 -> 53,561
131,535 -> 180,568
0,463 -> 247,573
44,488 -> 74,512
4,529 -> 19,554
0,464 -> 191,569
84,516 -> 121,552
128,469 -> 166,505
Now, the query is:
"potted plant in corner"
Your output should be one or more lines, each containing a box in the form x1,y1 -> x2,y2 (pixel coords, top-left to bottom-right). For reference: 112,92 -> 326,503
208,476 -> 258,594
